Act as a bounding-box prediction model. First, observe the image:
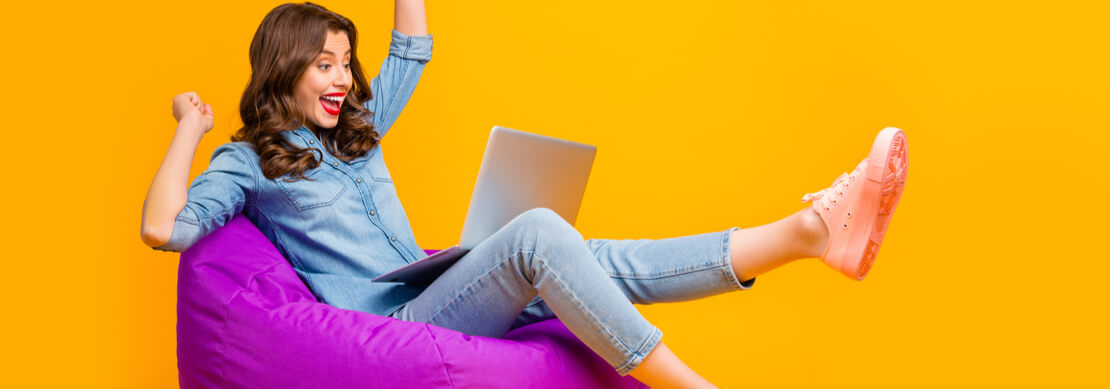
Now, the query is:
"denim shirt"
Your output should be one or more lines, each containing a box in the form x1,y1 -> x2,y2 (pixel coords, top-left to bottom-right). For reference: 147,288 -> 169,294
154,30 -> 433,316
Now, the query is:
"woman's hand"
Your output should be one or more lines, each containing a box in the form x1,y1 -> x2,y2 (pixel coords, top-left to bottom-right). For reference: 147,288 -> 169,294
172,91 -> 215,137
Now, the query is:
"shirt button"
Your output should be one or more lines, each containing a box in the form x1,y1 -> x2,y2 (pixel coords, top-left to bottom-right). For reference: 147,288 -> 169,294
356,178 -> 362,183
309,140 -> 315,144
332,162 -> 339,167
369,210 -> 376,216
390,236 -> 397,242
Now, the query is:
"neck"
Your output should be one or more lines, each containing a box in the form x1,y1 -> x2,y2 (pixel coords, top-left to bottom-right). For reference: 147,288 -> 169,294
299,121 -> 319,138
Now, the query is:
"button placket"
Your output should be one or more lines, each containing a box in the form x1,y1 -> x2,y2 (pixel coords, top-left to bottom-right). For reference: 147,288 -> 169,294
335,149 -> 405,258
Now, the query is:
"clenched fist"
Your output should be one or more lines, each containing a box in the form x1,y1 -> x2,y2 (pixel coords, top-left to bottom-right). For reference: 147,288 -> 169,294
172,91 -> 215,135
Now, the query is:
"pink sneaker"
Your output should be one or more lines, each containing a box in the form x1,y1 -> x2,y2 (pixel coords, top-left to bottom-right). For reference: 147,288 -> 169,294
801,127 -> 908,280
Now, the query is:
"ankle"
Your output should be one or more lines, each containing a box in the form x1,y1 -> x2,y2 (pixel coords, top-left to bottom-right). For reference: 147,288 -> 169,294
796,207 -> 830,258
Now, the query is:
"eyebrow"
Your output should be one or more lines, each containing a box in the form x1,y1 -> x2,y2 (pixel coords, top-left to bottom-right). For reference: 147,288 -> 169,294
320,49 -> 352,57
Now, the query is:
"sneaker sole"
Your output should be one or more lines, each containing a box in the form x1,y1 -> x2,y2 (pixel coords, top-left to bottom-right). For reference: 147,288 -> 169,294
852,127 -> 908,280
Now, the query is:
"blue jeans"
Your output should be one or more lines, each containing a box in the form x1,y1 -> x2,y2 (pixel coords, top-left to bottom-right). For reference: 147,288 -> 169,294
388,208 -> 755,375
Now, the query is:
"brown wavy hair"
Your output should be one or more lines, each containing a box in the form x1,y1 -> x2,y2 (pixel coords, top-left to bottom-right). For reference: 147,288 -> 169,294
232,2 -> 378,182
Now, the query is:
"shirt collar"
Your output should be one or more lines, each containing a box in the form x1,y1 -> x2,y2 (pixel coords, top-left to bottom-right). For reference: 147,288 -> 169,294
282,124 -> 372,164
278,124 -> 315,148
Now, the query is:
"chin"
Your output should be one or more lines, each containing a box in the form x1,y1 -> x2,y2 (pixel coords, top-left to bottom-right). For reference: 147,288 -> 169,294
314,117 -> 340,129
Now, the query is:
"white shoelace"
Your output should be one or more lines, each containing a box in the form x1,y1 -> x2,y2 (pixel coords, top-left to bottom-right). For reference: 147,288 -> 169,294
801,160 -> 866,212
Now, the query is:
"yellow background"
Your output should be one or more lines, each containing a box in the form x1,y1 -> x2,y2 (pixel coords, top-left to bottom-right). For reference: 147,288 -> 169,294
1,0 -> 1106,387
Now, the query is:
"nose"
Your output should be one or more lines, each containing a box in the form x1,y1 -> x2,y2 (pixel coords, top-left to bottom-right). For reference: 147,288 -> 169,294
334,67 -> 351,89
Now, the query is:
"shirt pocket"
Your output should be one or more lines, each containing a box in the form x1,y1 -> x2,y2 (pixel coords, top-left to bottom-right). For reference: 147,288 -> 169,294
274,167 -> 348,211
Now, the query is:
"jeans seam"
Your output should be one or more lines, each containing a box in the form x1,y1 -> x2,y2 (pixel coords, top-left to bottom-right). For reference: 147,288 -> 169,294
424,250 -> 535,325
601,228 -> 746,280
615,326 -> 663,375
720,226 -> 747,290
534,255 -> 637,359
606,262 -> 730,280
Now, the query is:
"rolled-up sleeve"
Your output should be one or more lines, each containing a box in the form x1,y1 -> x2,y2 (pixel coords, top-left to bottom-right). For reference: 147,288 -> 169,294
152,143 -> 258,253
364,29 -> 433,138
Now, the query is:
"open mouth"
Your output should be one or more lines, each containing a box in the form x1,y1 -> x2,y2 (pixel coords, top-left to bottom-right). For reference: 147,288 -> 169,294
319,95 -> 343,115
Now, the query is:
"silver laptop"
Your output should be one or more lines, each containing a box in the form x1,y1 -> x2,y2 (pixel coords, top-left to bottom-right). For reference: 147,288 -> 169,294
371,126 -> 597,284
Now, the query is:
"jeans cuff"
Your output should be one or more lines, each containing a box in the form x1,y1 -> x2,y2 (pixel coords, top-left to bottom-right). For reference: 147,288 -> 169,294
721,226 -> 756,290
614,326 -> 663,376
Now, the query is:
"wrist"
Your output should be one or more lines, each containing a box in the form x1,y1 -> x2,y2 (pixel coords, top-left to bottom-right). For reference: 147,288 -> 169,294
175,119 -> 207,143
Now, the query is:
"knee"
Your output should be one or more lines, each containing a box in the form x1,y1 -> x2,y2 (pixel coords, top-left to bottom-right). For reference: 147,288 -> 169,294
514,207 -> 569,230
508,207 -> 581,246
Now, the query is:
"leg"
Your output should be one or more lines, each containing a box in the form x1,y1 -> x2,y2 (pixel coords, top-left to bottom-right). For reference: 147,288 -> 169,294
584,128 -> 908,291
512,207 -> 824,321
727,127 -> 909,282
583,226 -> 756,305
508,300 -> 719,389
510,220 -> 764,330
631,342 -> 715,389
727,206 -> 828,281
389,208 -> 675,378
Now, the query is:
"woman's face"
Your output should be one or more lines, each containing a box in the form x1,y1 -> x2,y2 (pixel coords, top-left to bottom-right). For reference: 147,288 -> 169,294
295,29 -> 352,132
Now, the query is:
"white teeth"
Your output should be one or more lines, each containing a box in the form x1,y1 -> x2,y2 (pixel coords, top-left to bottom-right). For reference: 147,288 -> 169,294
321,95 -> 343,102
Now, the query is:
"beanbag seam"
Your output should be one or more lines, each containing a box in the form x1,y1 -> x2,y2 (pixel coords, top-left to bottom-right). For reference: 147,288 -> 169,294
218,288 -> 239,385
422,323 -> 457,389
217,260 -> 284,387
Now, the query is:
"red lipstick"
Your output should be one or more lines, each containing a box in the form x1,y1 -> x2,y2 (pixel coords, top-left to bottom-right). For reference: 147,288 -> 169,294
319,91 -> 346,116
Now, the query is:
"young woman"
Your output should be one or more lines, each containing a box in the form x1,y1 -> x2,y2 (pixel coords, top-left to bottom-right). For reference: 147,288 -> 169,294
141,2 -> 908,388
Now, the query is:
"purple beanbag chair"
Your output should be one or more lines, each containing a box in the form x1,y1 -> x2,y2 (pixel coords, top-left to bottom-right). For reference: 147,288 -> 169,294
176,214 -> 648,388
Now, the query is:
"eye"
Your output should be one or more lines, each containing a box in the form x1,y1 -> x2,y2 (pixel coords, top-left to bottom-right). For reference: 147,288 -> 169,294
318,63 -> 331,70
343,63 -> 350,70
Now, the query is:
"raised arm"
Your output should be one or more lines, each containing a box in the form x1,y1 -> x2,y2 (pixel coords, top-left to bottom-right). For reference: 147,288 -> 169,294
394,0 -> 427,36
365,1 -> 432,138
141,92 -> 213,248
